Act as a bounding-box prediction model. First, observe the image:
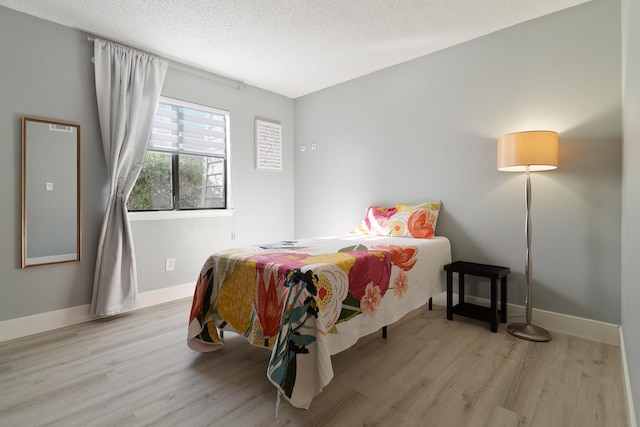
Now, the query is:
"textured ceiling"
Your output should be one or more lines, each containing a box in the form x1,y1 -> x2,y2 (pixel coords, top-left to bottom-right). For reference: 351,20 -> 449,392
1,0 -> 589,98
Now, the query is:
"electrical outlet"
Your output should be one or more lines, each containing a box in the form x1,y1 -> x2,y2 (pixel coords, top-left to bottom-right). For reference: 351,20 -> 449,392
165,258 -> 175,271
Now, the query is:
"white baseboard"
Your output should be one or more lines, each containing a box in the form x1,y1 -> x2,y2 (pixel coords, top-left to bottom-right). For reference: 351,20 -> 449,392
431,292 -> 620,346
620,327 -> 638,427
0,282 -> 195,343
137,282 -> 195,308
0,287 -> 621,346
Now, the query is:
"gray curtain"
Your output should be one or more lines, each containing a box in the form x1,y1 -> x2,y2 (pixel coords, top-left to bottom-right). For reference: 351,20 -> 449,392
91,39 -> 168,316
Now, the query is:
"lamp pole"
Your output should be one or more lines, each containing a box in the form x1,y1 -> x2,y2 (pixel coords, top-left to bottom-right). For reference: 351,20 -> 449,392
525,165 -> 533,325
507,166 -> 551,342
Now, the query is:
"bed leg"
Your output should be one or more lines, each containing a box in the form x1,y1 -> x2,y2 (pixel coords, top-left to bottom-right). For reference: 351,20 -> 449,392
219,321 -> 227,338
382,326 -> 387,339
429,297 -> 433,311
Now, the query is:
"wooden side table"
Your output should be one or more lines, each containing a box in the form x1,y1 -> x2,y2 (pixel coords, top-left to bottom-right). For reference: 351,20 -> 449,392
444,261 -> 510,332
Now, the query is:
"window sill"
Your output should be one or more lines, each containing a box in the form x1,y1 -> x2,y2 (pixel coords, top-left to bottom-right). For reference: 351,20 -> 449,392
128,209 -> 234,221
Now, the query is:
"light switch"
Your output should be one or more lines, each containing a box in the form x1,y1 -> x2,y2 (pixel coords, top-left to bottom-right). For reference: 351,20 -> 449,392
46,182 -> 53,191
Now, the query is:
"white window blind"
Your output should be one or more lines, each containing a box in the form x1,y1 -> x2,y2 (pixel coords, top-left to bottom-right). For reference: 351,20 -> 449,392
149,97 -> 228,157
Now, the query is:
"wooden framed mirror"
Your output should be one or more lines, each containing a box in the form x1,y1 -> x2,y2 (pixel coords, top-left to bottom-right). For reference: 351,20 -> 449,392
22,117 -> 81,268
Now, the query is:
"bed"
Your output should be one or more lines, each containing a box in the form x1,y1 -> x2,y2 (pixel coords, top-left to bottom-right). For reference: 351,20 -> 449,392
187,202 -> 451,409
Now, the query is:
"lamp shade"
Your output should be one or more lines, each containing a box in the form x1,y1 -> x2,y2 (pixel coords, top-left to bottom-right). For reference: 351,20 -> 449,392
497,130 -> 558,172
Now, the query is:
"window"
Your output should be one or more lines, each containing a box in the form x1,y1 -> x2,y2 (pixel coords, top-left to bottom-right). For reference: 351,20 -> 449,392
128,97 -> 229,211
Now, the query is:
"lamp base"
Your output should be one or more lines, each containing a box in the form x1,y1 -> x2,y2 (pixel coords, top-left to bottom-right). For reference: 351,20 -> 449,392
508,322 -> 551,342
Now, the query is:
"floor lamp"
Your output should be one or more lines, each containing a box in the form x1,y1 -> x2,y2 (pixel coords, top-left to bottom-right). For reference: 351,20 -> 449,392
497,130 -> 558,342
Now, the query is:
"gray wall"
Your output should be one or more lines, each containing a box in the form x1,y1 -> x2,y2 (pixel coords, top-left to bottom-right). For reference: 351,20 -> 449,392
294,0 -> 622,324
0,7 -> 294,321
0,8 -> 105,319
621,0 -> 640,419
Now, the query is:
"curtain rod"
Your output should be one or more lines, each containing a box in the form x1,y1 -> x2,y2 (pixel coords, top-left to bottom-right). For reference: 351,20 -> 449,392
87,36 -> 247,90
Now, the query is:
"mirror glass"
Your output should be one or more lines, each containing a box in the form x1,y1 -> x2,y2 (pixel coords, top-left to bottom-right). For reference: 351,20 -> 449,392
22,117 -> 80,268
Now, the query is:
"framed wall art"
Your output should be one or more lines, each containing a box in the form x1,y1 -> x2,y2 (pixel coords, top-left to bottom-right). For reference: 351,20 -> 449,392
255,119 -> 282,171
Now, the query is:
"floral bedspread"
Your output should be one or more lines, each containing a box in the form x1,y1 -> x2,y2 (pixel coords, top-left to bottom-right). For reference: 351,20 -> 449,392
187,234 -> 451,409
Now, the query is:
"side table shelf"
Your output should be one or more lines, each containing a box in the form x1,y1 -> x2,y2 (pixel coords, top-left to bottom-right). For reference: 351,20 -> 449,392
444,261 -> 510,332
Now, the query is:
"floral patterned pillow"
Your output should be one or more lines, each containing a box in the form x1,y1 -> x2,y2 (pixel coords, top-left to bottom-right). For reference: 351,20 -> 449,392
353,201 -> 441,239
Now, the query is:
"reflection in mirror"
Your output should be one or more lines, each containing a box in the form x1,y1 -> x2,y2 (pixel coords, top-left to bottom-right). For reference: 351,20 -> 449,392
22,117 -> 81,268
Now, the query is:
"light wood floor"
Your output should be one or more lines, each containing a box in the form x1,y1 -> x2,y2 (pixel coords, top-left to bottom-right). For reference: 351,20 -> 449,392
0,298 -> 627,427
